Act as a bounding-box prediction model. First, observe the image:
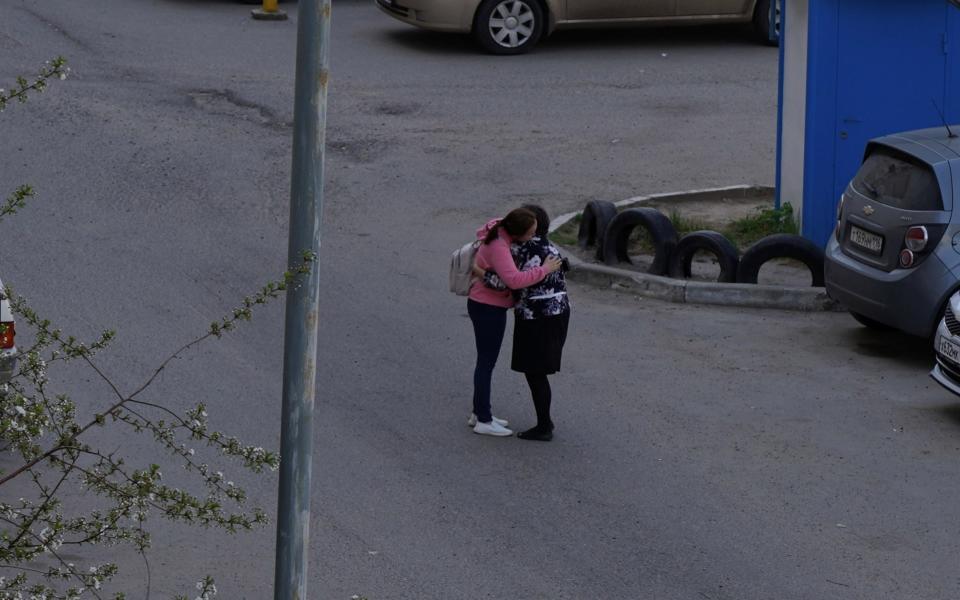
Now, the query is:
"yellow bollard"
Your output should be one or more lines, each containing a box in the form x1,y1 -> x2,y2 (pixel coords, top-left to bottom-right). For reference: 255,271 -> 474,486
252,0 -> 287,20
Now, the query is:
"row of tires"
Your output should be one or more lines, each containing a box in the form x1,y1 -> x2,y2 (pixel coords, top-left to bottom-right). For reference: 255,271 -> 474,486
576,200 -> 825,287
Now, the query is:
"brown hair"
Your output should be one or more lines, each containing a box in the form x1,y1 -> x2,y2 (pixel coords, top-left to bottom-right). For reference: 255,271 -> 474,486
484,208 -> 537,244
522,204 -> 550,237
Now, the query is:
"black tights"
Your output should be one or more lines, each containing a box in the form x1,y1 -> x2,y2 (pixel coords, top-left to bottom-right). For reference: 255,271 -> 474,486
524,373 -> 553,431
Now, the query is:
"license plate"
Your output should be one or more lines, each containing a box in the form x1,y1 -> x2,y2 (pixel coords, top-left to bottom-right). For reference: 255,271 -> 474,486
939,335 -> 960,364
850,225 -> 883,254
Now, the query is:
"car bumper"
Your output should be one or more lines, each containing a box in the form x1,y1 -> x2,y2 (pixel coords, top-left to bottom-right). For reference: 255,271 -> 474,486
374,0 -> 473,33
933,319 -> 960,395
824,237 -> 955,337
0,348 -> 17,384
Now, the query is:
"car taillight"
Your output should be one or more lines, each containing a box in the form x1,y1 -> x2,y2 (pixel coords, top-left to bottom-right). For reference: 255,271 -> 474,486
0,322 -> 14,349
905,226 -> 929,252
899,249 -> 915,268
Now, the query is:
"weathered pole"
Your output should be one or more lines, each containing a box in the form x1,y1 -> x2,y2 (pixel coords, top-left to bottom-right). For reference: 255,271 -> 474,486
274,1 -> 330,599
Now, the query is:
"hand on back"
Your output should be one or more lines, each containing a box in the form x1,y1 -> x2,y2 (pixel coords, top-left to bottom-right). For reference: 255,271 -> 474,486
544,255 -> 563,273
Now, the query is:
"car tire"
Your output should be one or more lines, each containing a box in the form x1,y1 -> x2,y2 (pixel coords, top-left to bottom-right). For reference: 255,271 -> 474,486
601,207 -> 678,275
736,233 -> 825,286
577,200 -> 618,261
753,0 -> 780,46
473,0 -> 544,55
850,311 -> 894,331
668,230 -> 740,283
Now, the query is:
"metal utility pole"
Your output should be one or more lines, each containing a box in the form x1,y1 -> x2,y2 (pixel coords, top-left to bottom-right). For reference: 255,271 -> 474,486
273,1 -> 330,599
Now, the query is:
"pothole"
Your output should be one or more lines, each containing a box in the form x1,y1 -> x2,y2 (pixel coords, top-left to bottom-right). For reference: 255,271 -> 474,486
188,89 -> 289,130
326,137 -> 394,163
370,101 -> 421,116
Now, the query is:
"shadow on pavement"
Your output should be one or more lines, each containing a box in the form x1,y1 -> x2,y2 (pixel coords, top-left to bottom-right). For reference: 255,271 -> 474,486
382,23 -> 768,56
539,24 -> 760,52
928,402 -> 960,427
844,326 -> 934,368
384,29 -> 482,55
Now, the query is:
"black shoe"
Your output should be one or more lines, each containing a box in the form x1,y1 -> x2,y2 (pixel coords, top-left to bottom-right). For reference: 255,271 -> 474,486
517,426 -> 553,442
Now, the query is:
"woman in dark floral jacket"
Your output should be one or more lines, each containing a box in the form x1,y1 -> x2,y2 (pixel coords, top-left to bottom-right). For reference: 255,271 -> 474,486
481,204 -> 570,441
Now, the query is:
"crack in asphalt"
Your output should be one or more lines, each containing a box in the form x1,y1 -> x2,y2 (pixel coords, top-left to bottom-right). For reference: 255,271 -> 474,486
14,4 -> 93,52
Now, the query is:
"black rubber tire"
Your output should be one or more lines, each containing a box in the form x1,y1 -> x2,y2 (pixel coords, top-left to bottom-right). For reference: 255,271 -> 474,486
736,233 -> 826,286
850,311 -> 895,331
473,0 -> 545,55
753,0 -> 780,46
668,230 -> 740,283
577,200 -> 618,261
601,207 -> 678,275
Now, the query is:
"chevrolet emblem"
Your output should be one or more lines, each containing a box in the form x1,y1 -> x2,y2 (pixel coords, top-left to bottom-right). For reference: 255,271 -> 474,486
863,205 -> 875,216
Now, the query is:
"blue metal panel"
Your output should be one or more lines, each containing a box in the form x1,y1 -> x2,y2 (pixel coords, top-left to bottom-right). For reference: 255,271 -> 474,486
800,0 -> 839,246
800,0 -> 952,247
948,7 -> 960,123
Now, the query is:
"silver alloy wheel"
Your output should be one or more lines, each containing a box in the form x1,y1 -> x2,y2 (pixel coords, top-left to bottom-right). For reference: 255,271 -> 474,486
487,0 -> 536,49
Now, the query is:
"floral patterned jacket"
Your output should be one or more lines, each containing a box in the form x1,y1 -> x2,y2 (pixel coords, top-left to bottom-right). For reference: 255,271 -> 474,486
483,235 -> 570,320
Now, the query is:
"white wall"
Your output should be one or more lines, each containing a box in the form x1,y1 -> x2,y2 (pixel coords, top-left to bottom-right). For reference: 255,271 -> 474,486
779,0 -> 808,229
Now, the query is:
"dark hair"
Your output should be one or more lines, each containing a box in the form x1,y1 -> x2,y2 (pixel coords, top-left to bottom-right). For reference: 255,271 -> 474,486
522,204 -> 550,237
484,208 -> 536,244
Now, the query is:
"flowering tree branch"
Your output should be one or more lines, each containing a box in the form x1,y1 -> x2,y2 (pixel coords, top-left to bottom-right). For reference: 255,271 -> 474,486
0,56 -> 69,112
0,57 -> 319,600
0,252 -> 315,599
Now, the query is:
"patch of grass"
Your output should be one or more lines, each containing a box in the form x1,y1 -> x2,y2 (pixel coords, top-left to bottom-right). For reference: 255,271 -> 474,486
549,214 -> 581,247
722,202 -> 798,248
667,209 -> 711,237
628,210 -> 711,255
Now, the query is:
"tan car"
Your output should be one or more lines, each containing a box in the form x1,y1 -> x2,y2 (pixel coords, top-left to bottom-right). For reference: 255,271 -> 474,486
376,0 -> 779,54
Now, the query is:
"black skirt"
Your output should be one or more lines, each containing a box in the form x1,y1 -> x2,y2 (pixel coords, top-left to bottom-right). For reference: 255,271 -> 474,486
511,311 -> 570,374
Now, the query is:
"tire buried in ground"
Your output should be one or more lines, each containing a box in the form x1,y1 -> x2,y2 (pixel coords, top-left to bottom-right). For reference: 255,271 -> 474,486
601,207 -> 678,275
668,230 -> 740,283
577,200 -> 618,261
736,233 -> 825,286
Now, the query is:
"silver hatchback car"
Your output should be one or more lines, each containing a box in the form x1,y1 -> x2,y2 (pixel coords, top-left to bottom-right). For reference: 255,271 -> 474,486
932,291 -> 960,395
824,127 -> 960,338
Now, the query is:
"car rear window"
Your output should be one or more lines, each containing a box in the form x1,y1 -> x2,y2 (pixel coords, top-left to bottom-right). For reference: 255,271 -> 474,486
853,146 -> 943,211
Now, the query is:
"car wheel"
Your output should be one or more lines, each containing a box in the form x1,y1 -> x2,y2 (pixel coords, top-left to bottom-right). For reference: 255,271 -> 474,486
753,0 -> 781,46
736,233 -> 825,286
668,230 -> 740,283
474,0 -> 544,55
850,311 -> 894,331
577,200 -> 618,261
601,207 -> 679,276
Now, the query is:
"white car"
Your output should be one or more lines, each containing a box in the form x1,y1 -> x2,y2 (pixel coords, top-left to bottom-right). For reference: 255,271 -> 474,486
0,280 -> 17,383
932,291 -> 960,395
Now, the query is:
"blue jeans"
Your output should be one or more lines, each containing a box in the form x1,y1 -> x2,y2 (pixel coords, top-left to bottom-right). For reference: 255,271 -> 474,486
468,299 -> 507,424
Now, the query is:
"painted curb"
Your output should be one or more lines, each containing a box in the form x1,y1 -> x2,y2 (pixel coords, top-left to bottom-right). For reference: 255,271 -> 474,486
553,185 -> 843,312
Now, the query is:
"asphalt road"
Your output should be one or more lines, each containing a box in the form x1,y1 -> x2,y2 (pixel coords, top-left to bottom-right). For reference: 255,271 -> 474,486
0,1 -> 957,599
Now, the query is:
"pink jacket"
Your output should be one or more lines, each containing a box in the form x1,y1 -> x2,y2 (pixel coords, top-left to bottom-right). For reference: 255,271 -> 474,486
468,219 -> 549,308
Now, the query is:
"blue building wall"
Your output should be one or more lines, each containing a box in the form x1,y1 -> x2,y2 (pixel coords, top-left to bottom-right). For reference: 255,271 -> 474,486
789,0 -> 960,246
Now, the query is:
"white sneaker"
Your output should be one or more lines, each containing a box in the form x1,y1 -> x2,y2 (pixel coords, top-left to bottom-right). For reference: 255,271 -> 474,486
473,420 -> 514,437
467,413 -> 509,428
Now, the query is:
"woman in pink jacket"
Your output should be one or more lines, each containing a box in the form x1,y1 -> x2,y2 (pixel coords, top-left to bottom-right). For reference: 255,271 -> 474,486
468,208 -> 562,437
